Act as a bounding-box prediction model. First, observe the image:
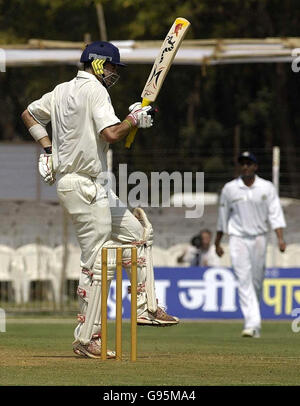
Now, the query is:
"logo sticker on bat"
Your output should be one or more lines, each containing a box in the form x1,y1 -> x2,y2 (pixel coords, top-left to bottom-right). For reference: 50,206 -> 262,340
174,23 -> 184,36
159,36 -> 176,64
157,23 -> 184,64
144,65 -> 165,93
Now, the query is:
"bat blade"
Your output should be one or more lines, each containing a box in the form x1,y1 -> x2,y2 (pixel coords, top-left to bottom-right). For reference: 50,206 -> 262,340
125,17 -> 191,148
141,17 -> 190,102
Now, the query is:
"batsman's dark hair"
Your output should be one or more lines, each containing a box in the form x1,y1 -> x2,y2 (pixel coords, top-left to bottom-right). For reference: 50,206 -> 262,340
83,61 -> 92,70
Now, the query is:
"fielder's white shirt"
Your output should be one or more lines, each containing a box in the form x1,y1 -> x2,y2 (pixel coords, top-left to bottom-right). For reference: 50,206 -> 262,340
217,175 -> 286,237
27,70 -> 120,177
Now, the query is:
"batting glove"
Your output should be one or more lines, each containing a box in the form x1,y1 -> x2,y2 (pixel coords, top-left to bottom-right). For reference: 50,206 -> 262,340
38,153 -> 56,185
128,102 -> 142,113
127,102 -> 153,128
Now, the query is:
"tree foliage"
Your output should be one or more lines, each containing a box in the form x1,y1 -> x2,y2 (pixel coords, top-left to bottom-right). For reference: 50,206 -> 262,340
1,0 -> 300,195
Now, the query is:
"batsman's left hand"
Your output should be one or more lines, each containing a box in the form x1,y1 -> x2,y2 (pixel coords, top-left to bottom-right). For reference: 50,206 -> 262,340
38,153 -> 56,185
127,102 -> 154,129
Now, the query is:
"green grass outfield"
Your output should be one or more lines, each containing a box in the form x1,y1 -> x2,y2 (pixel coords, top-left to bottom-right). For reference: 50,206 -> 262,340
1,318 -> 300,386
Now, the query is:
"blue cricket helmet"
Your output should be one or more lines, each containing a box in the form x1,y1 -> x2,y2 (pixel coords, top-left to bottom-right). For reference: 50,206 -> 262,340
80,41 -> 126,66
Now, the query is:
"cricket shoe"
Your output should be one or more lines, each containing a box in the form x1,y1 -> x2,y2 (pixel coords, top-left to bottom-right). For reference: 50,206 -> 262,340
72,336 -> 116,359
137,306 -> 179,327
241,328 -> 261,338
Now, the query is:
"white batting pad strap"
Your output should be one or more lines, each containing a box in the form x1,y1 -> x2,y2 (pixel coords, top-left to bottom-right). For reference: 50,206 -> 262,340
123,257 -> 146,267
77,314 -> 85,323
77,286 -> 87,299
82,268 -> 93,277
133,208 -> 153,246
128,283 -> 145,294
130,240 -> 146,247
29,123 -> 48,142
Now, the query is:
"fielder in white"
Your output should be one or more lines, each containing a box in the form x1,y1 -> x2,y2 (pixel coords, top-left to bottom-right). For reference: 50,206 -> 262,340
21,41 -> 178,359
215,151 -> 286,338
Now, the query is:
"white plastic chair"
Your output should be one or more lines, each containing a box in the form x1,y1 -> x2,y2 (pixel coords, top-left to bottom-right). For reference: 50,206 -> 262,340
152,246 -> 170,267
0,245 -> 20,303
16,243 -> 59,304
53,244 -> 81,300
279,243 -> 300,267
54,244 -> 81,282
166,243 -> 190,267
266,243 -> 291,268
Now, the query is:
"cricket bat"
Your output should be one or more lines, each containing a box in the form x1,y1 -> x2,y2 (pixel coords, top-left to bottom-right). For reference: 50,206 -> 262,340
125,17 -> 191,148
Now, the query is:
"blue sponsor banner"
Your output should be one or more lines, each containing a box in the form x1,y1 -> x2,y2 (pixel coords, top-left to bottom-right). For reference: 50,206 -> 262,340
107,267 -> 300,320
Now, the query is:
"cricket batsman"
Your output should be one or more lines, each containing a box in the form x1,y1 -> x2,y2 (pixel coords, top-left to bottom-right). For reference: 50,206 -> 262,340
215,151 -> 286,338
21,41 -> 179,359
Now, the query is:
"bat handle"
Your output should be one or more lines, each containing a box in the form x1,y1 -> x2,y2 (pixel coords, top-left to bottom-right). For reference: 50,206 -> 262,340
125,127 -> 138,149
125,98 -> 151,149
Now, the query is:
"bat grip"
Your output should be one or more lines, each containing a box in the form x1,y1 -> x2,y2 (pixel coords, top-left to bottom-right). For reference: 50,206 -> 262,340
125,99 -> 151,149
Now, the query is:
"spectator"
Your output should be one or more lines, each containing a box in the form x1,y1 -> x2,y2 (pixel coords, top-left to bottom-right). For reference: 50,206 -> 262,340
177,229 -> 220,267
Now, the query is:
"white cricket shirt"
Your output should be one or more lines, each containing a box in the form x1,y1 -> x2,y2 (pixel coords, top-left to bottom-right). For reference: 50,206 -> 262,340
217,175 -> 286,237
27,70 -> 120,177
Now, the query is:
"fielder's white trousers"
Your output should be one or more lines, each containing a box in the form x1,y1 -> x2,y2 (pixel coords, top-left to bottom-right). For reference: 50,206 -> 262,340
229,234 -> 267,330
56,173 -> 149,338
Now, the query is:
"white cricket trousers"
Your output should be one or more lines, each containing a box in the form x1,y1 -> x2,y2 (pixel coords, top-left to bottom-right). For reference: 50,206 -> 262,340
229,234 -> 267,330
56,173 -> 149,338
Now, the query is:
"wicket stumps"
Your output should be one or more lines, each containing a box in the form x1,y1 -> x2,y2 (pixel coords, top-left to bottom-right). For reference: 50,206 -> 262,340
101,245 -> 137,361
